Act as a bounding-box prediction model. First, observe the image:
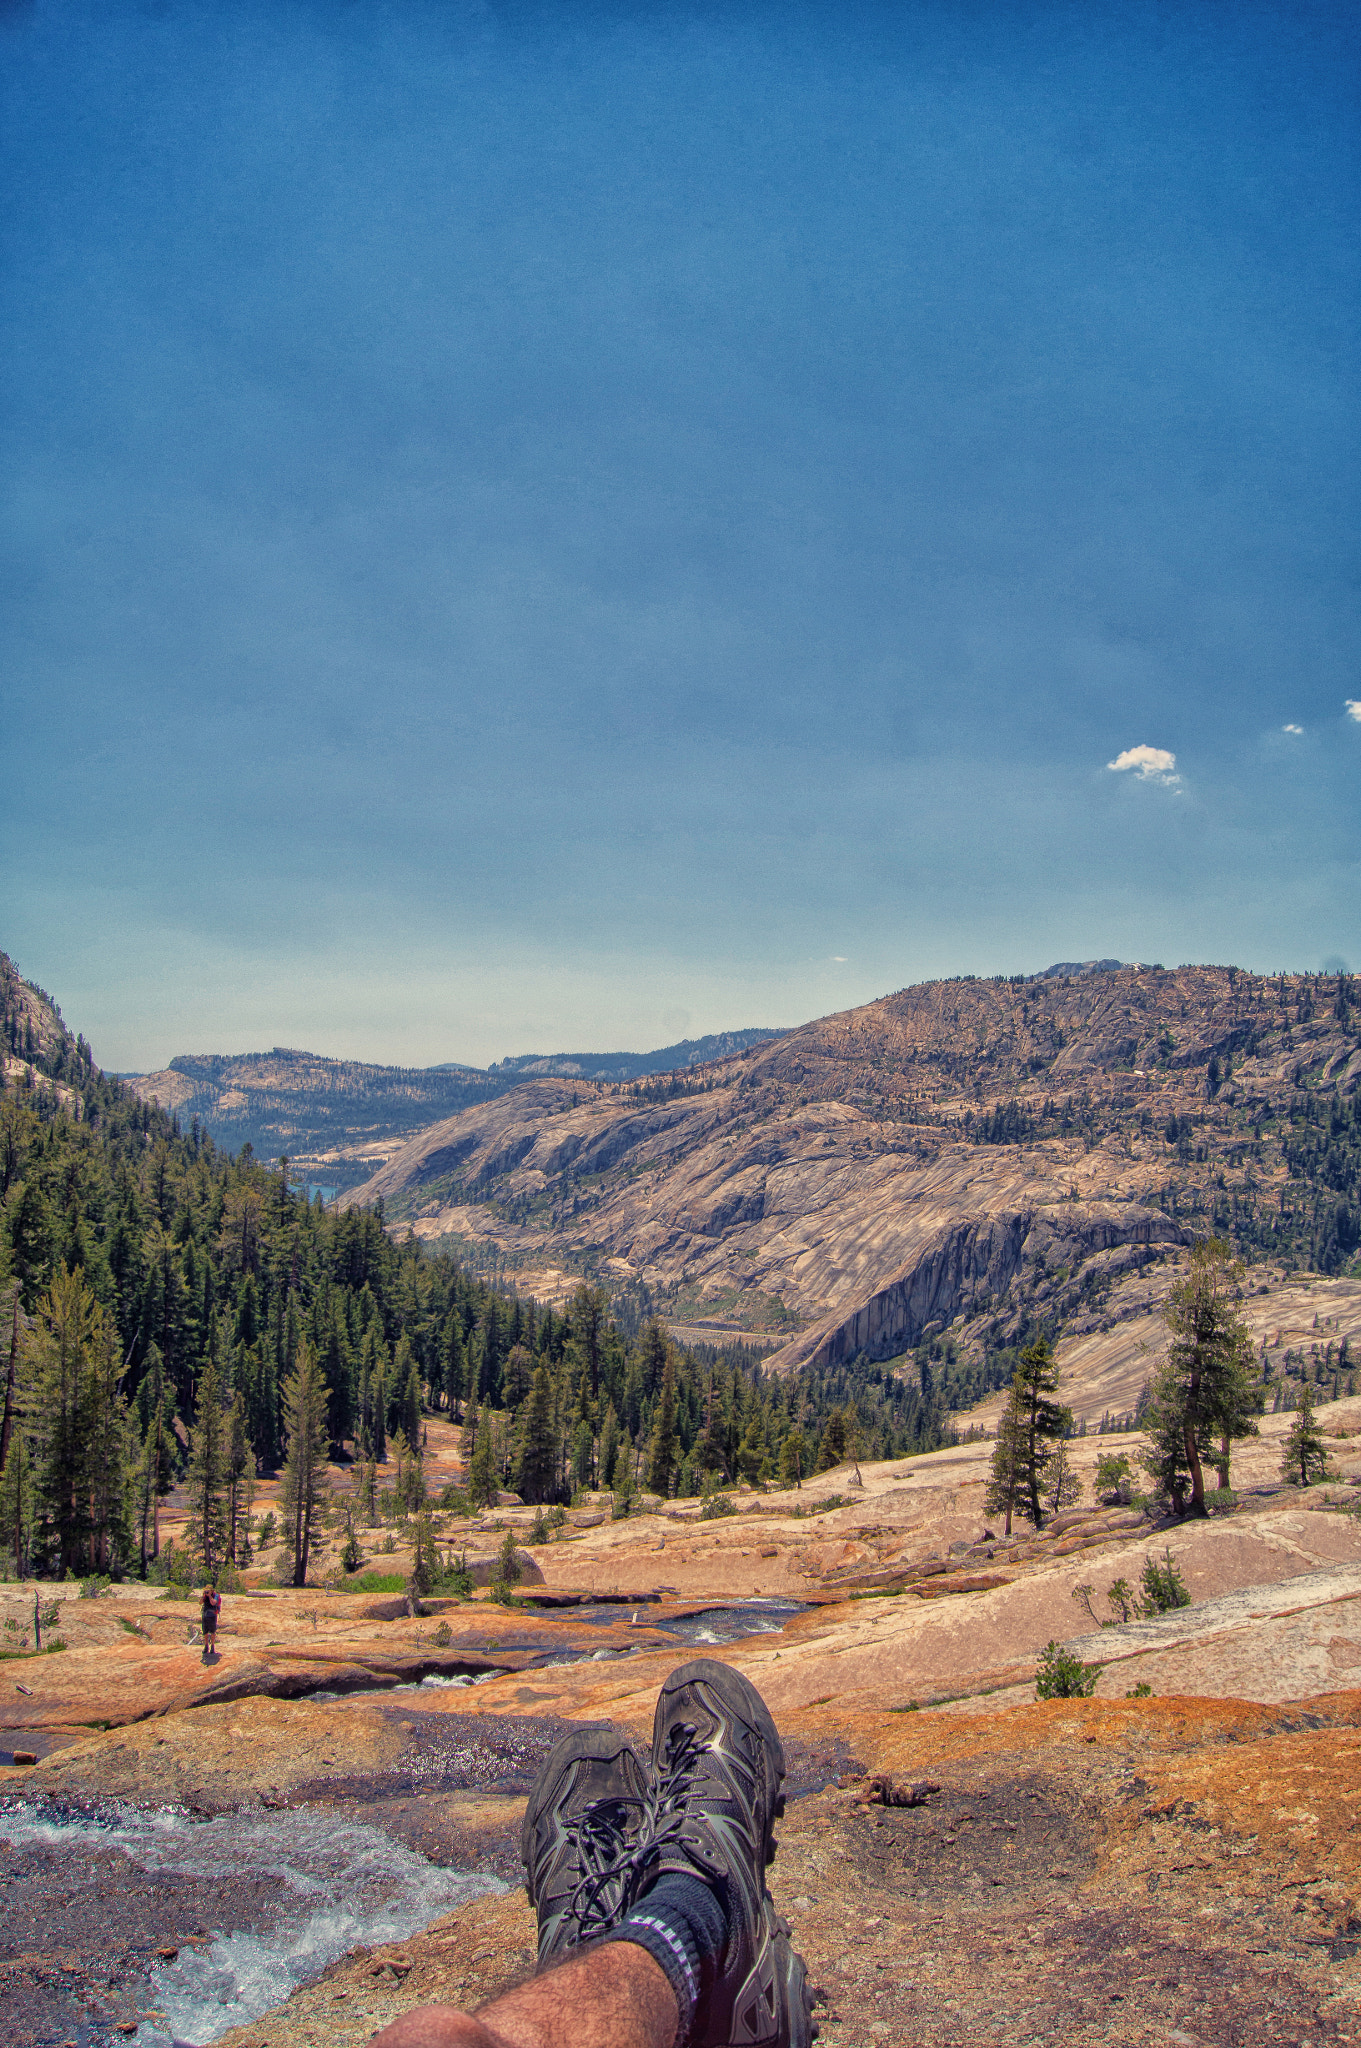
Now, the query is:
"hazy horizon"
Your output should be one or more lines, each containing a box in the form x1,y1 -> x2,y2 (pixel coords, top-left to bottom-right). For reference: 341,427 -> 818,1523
5,1 -> 1357,1070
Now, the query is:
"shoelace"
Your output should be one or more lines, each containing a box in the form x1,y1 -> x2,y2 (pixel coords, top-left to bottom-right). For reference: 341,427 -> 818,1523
563,1714 -> 765,1942
562,1796 -> 641,1943
598,1714 -> 764,1921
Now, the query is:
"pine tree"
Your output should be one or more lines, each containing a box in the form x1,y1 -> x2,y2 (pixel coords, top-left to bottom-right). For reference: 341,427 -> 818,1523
468,1416 -> 499,1509
226,1393 -> 254,1562
370,1346 -> 387,1463
408,1509 -> 435,1599
1010,1337 -> 1071,1528
1282,1381 -> 1331,1487
460,1391 -> 479,1463
517,1365 -> 558,1504
817,1405 -> 847,1472
0,1429 -> 33,1578
399,1346 -> 423,1453
1,1277 -> 22,1476
185,1345 -> 230,1577
571,1416 -> 595,1494
279,1338 -> 331,1587
441,1314 -> 466,1416
1144,1240 -> 1258,1516
598,1400 -> 622,1491
646,1351 -> 679,1496
85,1302 -> 131,1574
1045,1437 -> 1082,1516
135,1362 -> 177,1572
985,1403 -> 1026,1536
32,1264 -> 97,1572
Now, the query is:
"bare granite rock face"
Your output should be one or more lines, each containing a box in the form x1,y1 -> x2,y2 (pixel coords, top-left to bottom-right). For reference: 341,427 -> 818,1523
333,965 -> 1359,1376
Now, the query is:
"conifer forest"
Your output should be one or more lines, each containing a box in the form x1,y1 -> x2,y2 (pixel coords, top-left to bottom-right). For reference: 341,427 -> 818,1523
0,971 -> 946,1586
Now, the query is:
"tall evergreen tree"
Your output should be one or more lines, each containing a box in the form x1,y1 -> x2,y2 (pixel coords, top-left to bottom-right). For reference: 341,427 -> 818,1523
1144,1239 -> 1258,1516
467,1416 -> 499,1510
134,1343 -> 177,1571
279,1338 -> 330,1587
184,1346 -> 230,1577
646,1351 -> 679,1496
516,1365 -> 558,1504
0,1428 -> 33,1577
226,1393 -> 255,1562
1010,1336 -> 1071,1528
985,1403 -> 1026,1535
397,1340 -> 423,1452
441,1313 -> 465,1416
598,1399 -> 622,1490
1282,1381 -> 1331,1487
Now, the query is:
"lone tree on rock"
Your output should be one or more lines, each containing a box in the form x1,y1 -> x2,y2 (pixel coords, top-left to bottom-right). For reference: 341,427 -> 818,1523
1282,1382 -> 1331,1488
1141,1239 -> 1259,1517
986,1336 -> 1071,1532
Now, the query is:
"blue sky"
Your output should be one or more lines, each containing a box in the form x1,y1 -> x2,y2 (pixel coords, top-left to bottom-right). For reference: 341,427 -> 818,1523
3,0 -> 1358,1069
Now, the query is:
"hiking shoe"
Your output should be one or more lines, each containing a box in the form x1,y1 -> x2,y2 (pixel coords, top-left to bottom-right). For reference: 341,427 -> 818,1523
637,1658 -> 795,2046
744,1895 -> 817,2048
520,1727 -> 651,1963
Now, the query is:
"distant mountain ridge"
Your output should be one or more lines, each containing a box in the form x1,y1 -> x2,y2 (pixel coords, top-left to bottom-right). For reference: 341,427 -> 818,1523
480,1027 -> 786,1082
337,962 -> 1361,1374
1033,958 -> 1127,980
122,1028 -> 788,1188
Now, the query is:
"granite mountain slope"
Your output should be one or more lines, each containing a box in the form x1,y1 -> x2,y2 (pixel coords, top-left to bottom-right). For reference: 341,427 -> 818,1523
339,964 -> 1361,1374
123,1031 -> 785,1192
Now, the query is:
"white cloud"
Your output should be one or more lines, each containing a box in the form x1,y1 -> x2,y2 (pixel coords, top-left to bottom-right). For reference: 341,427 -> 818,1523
1282,723 -> 1303,734
1346,701 -> 1361,723
831,954 -> 847,962
1106,743 -> 1180,787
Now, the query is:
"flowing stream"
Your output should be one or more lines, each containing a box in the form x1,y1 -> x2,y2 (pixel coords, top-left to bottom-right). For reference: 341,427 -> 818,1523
0,1799 -> 502,2046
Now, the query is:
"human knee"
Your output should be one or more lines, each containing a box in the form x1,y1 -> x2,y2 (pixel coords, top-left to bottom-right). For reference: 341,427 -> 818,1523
368,2005 -> 503,2047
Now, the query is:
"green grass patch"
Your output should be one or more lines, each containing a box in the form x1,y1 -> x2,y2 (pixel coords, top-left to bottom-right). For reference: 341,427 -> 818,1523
341,1571 -> 407,1593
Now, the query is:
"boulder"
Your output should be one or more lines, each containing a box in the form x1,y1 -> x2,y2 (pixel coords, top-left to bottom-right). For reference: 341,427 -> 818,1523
464,1549 -> 545,1587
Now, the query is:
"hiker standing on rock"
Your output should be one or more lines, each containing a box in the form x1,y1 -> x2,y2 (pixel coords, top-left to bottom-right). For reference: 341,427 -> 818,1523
200,1582 -> 221,1664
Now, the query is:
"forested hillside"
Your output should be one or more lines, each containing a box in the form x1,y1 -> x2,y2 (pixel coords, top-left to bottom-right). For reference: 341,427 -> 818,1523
0,953 -> 942,1584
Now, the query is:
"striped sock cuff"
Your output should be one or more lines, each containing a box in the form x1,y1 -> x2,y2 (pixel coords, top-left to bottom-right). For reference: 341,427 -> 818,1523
601,1909 -> 702,2037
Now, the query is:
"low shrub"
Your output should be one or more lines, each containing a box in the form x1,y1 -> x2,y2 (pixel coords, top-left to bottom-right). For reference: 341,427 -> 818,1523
1140,1548 -> 1190,1614
1035,1640 -> 1100,1699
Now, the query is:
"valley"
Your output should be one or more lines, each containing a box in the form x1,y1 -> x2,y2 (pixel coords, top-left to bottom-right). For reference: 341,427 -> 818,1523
3,946 -> 1361,2048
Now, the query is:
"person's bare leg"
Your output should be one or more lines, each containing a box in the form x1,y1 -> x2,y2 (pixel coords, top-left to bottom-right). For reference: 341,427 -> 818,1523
368,1940 -> 679,2048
